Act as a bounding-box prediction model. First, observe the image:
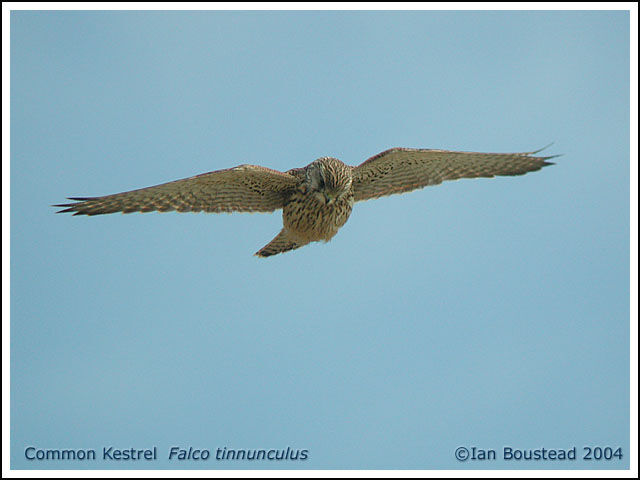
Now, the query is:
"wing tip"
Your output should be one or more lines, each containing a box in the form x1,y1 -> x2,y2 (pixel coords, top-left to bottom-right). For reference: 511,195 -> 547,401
539,153 -> 562,166
528,142 -> 555,155
52,197 -> 98,215
53,198 -> 77,213
530,143 -> 562,166
528,143 -> 564,161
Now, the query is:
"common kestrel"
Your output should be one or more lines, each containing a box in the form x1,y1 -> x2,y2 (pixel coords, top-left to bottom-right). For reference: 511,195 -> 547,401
55,146 -> 557,257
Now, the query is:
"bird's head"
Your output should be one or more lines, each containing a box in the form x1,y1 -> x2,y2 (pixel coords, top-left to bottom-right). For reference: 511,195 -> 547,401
305,157 -> 352,205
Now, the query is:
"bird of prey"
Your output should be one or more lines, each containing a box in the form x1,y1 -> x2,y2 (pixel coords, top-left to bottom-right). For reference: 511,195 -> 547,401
55,146 -> 557,257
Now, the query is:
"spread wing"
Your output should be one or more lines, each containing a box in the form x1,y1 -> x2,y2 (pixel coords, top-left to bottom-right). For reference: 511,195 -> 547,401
351,147 -> 557,202
55,165 -> 299,216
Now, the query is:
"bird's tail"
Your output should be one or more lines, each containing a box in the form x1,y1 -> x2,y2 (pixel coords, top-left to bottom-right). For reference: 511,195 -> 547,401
255,229 -> 308,258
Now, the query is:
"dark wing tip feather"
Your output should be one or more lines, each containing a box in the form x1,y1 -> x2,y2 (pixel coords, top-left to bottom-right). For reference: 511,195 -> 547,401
53,197 -> 96,215
534,153 -> 561,170
54,207 -> 75,214
539,152 -> 562,162
527,142 -> 556,155
52,197 -> 82,207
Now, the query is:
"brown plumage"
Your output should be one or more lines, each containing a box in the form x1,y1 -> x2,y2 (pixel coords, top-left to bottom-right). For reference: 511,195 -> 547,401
55,146 -> 557,257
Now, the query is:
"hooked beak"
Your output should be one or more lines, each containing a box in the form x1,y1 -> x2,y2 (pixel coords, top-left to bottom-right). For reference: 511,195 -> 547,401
324,192 -> 336,205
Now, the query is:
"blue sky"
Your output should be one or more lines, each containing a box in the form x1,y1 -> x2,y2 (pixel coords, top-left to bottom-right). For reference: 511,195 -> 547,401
10,10 -> 630,470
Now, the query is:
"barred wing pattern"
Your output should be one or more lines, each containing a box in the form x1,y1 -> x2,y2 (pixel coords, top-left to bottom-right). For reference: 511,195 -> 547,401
351,148 -> 557,202
55,165 -> 299,216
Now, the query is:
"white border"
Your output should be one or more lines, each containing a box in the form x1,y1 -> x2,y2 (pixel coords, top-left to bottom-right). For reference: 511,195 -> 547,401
3,3 -> 637,478
1,2 -> 639,10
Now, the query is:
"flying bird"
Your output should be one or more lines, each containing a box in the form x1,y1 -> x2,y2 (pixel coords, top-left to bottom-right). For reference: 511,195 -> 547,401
55,146 -> 557,257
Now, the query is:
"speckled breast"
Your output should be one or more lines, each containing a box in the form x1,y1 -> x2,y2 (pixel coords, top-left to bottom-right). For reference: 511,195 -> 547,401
283,191 -> 354,243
